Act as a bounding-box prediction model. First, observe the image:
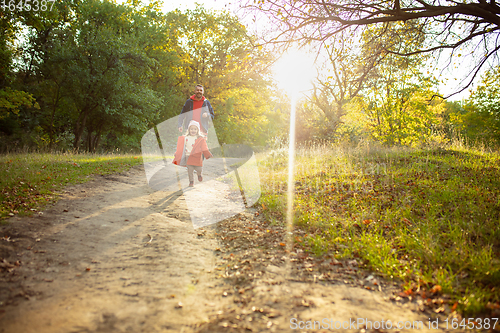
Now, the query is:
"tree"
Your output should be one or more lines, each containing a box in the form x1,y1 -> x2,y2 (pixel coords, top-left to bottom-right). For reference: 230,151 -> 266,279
44,0 -> 164,151
171,6 -> 277,144
0,3 -> 62,130
307,27 -> 392,134
2,2 -> 280,151
242,0 -> 500,97
304,20 -> 440,143
334,22 -> 445,145
455,65 -> 500,144
0,88 -> 39,119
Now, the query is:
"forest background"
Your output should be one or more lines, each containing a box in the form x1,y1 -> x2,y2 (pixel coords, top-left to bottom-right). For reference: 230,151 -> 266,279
1,0 -> 500,153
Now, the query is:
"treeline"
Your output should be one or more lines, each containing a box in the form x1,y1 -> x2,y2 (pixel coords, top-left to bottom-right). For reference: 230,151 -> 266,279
291,23 -> 500,148
2,2 -> 499,153
0,0 -> 282,152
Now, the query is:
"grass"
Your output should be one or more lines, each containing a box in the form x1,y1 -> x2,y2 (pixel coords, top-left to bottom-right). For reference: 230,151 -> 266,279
0,153 -> 143,220
258,142 -> 500,317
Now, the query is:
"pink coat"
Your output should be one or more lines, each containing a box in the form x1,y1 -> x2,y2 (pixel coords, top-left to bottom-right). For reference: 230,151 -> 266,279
172,136 -> 212,167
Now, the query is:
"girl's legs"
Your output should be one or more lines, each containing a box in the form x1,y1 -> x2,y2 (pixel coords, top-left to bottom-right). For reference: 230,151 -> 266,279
194,166 -> 203,181
187,165 -> 195,185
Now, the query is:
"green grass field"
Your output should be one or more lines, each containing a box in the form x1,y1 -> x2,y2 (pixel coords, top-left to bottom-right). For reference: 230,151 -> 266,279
0,153 -> 143,220
258,143 -> 500,316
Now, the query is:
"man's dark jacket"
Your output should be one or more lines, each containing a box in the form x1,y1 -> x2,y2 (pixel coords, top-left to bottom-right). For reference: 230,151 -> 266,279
178,96 -> 215,133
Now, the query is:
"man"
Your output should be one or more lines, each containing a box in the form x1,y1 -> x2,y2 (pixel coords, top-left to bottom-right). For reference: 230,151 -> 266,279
178,84 -> 215,137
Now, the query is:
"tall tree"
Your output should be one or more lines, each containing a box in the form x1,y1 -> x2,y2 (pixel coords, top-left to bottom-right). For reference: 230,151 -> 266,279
360,23 -> 444,145
46,0 -> 164,151
2,2 -> 280,150
455,65 -> 500,144
0,4 -> 55,122
171,6 -> 276,144
308,28 -> 389,134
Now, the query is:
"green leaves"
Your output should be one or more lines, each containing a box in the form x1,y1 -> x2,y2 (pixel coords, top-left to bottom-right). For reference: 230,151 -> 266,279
451,65 -> 500,145
0,88 -> 39,119
167,5 -> 276,145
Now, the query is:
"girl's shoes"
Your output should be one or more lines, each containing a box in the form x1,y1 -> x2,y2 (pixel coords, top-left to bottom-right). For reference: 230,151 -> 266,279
189,181 -> 194,187
198,174 -> 203,182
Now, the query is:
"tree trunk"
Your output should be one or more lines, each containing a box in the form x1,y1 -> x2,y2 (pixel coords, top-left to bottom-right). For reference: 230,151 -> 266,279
48,82 -> 62,150
93,127 -> 102,152
86,128 -> 92,152
73,110 -> 88,151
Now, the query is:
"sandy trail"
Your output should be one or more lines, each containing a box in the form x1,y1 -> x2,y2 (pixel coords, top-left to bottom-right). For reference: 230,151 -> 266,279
0,165 -> 453,333
0,166 -> 230,333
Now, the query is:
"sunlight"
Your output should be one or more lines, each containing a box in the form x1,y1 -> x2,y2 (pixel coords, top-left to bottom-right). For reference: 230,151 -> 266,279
272,47 -> 317,98
272,46 -> 318,273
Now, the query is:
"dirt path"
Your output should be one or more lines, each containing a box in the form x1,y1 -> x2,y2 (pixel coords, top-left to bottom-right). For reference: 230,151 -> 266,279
0,165 -> 456,332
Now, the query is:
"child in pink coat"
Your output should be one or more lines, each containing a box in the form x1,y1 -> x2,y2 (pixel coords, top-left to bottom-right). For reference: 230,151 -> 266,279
173,120 -> 212,187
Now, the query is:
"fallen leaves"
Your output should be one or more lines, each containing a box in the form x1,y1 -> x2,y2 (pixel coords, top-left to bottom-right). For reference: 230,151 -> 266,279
2,236 -> 14,242
300,299 -> 312,307
207,207 -> 468,332
430,284 -> 442,294
0,259 -> 20,272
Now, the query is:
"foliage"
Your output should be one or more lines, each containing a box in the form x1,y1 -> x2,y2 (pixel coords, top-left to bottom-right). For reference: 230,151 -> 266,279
0,2 -> 279,151
446,66 -> 500,147
359,22 -> 444,146
0,88 -> 39,119
308,26 -> 389,134
170,6 -> 277,145
292,21 -> 449,146
32,0 -> 165,151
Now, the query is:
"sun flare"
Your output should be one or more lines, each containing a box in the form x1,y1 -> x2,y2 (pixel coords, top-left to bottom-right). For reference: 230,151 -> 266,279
273,47 -> 317,98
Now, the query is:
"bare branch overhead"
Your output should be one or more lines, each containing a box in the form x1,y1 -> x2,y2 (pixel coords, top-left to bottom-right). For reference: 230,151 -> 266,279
242,0 -> 500,96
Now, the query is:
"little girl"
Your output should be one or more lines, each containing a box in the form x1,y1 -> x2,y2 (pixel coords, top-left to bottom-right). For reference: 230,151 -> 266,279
173,120 -> 212,187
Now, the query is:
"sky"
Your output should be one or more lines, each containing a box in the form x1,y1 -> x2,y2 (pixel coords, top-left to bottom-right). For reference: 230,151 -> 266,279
159,0 -> 233,12
114,0 -> 234,14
